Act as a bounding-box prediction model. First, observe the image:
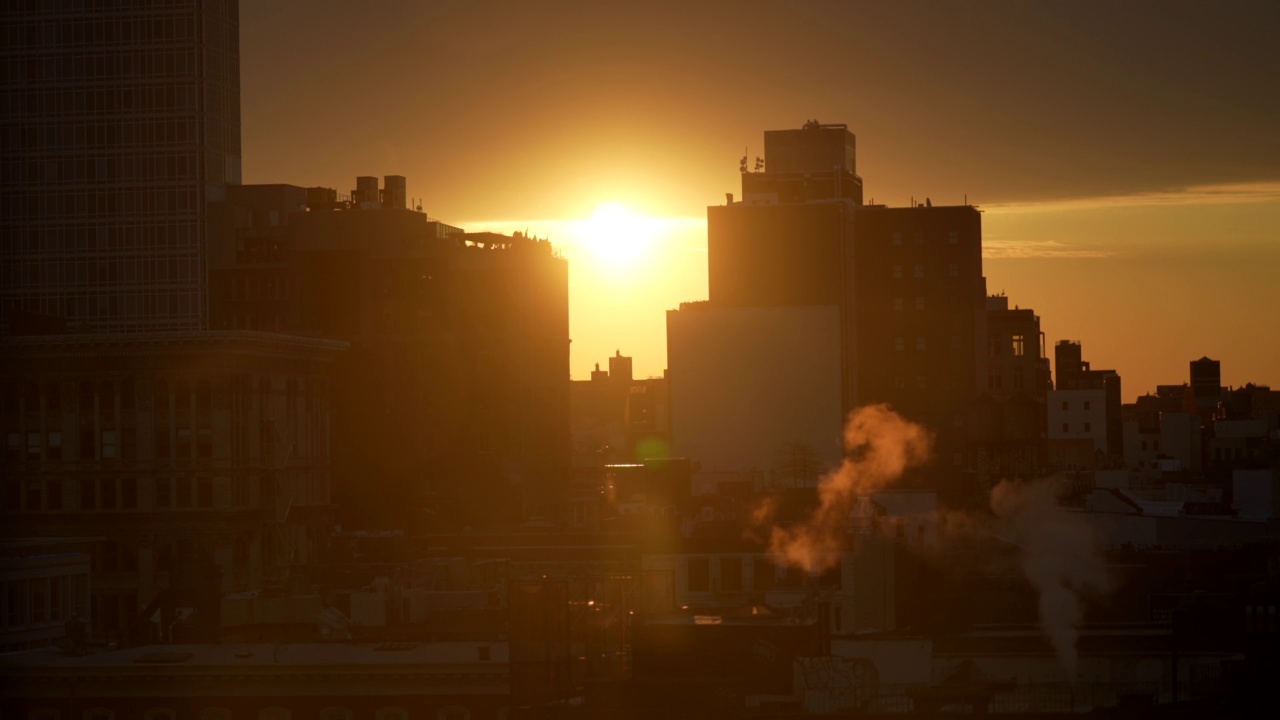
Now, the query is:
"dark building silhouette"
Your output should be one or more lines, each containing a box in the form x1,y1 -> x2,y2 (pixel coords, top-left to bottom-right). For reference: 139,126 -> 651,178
966,295 -> 1051,486
1,0 -> 242,335
209,181 -> 570,529
677,122 -> 987,493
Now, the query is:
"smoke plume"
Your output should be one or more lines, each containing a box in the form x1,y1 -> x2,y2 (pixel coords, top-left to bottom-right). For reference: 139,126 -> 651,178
990,478 -> 1110,677
757,404 -> 932,573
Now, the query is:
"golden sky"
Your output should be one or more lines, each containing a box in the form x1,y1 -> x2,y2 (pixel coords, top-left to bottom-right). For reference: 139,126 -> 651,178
240,1 -> 1280,399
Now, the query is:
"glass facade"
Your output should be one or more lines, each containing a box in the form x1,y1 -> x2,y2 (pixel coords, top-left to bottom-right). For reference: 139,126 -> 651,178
1,0 -> 241,334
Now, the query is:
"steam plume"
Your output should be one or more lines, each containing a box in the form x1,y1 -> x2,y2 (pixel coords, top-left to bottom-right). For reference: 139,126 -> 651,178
990,479 -> 1109,677
759,405 -> 932,573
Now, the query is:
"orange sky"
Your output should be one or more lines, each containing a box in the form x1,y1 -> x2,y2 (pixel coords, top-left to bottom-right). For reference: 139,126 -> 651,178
240,1 -> 1280,400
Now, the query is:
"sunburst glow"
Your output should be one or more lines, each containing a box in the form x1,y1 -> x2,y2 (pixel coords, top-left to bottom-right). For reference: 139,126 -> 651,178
582,202 -> 654,265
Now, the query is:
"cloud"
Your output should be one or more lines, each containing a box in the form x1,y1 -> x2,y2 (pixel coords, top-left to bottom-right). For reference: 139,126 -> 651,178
983,181 -> 1280,215
983,240 -> 1115,259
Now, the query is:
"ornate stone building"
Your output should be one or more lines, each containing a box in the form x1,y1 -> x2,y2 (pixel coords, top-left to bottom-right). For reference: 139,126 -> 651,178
1,332 -> 343,642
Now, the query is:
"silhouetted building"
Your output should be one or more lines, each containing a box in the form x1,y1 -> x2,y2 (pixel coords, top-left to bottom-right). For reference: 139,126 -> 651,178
209,182 -> 570,529
966,295 -> 1051,486
684,122 -> 988,494
1,0 -> 242,335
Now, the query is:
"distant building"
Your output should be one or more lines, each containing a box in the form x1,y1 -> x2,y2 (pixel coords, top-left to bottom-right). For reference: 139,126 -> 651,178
966,296 -> 1051,486
1047,340 -> 1122,461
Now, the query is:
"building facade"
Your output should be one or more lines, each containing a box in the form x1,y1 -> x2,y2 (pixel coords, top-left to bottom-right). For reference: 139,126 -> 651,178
2,0 -> 242,334
0,332 -> 343,641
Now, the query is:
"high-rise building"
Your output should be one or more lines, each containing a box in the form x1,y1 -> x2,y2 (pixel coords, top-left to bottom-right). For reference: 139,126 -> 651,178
675,122 -> 987,491
1,0 -> 242,335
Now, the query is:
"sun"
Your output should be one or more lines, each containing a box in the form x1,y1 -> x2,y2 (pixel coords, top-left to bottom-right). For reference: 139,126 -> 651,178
582,202 -> 653,265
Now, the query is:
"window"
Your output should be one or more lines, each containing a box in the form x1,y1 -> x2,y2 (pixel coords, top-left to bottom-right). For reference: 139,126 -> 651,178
894,376 -> 905,390
894,337 -> 905,351
1083,401 -> 1091,411
950,336 -> 961,350
687,557 -> 710,592
1084,423 -> 1092,432
915,297 -> 925,311
892,297 -> 903,311
916,376 -> 927,389
176,478 -> 191,508
435,707 -> 467,720
1013,374 -> 1024,390
915,336 -> 926,351
891,231 -> 902,246
948,230 -> 958,244
1061,401 -> 1068,411
752,557 -> 776,591
155,478 -> 171,508
720,557 -> 743,592
949,263 -> 958,277
913,231 -> 924,245
913,264 -> 924,278
1012,334 -> 1025,357
1062,423 -> 1069,433
988,374 -> 1002,390
892,265 -> 902,279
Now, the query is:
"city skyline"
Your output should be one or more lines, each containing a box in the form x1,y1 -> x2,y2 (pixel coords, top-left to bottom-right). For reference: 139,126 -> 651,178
239,0 -> 1280,399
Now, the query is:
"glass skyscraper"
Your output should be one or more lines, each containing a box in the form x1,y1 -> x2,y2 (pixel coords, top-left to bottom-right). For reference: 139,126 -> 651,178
1,0 -> 241,335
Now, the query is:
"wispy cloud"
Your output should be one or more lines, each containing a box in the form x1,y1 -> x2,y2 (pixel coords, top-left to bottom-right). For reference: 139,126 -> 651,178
984,181 -> 1280,215
983,240 -> 1114,259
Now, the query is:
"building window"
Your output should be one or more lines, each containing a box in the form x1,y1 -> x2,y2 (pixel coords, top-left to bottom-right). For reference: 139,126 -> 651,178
915,336 -> 926,351
1084,423 -> 1092,432
894,376 -> 905,390
687,557 -> 710,592
1013,374 -> 1024,390
894,337 -> 905,351
949,263 -> 958,277
1012,334 -> 1025,357
914,231 -> 924,245
1062,423 -> 1069,433
720,557 -> 743,592
435,707 -> 467,720
988,374 -> 1002,390
916,376 -> 927,389
1083,400 -> 1091,411
891,231 -> 902,246
913,264 -> 924,278
1061,401 -> 1068,411
893,297 -> 903,311
914,297 -> 925,311
892,265 -> 902,279
948,230 -> 958,244
950,336 -> 961,350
